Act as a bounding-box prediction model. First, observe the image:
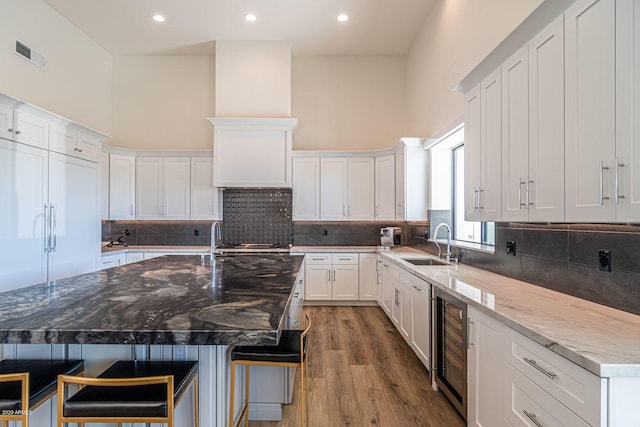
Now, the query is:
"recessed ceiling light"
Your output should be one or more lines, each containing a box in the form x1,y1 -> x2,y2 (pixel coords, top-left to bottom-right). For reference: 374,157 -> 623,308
152,14 -> 166,23
337,13 -> 349,22
245,13 -> 257,22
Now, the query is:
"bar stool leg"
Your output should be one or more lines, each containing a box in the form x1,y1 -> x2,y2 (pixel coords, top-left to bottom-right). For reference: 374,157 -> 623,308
194,376 -> 199,427
229,361 -> 236,427
244,365 -> 250,427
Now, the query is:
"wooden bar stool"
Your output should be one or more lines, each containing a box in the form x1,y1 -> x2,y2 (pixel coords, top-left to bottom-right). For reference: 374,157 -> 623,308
229,314 -> 311,427
57,360 -> 198,427
0,359 -> 84,427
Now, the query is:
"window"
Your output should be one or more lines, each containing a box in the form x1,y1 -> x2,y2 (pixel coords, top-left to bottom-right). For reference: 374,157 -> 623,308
429,125 -> 494,247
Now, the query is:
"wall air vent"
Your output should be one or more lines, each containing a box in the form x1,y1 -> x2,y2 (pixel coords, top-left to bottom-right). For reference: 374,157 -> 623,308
15,40 -> 47,70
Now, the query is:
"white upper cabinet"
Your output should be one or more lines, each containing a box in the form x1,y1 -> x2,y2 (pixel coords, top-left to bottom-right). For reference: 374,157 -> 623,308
109,153 -> 136,220
374,155 -> 395,220
190,157 -> 222,220
480,69 -> 502,220
0,103 -> 12,140
49,125 -> 101,163
615,0 -> 640,221
464,69 -> 502,222
501,46 -> 530,221
292,157 -> 320,220
137,157 -> 191,220
565,0 -> 616,221
465,85 -> 482,221
13,110 -> 48,150
395,139 -> 429,221
347,158 -> 375,220
502,17 -> 566,222
528,16 -> 566,222
320,157 -> 374,221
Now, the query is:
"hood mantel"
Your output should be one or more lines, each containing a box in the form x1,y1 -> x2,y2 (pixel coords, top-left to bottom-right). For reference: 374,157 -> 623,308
208,117 -> 298,188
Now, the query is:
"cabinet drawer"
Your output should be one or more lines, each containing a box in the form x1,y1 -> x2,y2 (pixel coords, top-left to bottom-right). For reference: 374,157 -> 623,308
504,328 -> 603,425
331,253 -> 358,265
305,254 -> 331,265
504,363 -> 590,427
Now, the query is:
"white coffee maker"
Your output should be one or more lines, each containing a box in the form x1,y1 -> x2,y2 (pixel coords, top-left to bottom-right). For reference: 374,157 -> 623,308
380,227 -> 402,247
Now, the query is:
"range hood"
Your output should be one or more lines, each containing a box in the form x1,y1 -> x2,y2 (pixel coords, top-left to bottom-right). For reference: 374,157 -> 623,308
208,117 -> 297,188
209,41 -> 296,188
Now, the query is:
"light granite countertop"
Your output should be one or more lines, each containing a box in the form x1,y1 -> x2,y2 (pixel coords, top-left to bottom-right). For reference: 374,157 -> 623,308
381,247 -> 640,378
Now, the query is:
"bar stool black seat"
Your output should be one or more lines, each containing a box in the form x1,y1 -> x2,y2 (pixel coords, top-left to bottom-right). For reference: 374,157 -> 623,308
57,360 -> 199,426
229,314 -> 311,427
0,359 -> 84,426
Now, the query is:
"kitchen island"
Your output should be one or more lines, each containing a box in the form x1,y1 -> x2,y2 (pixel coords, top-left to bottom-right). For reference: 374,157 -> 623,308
0,254 -> 304,427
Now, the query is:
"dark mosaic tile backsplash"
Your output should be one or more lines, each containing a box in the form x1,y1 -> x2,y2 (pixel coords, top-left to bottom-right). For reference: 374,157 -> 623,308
102,220 -> 214,246
222,188 -> 293,245
411,222 -> 640,316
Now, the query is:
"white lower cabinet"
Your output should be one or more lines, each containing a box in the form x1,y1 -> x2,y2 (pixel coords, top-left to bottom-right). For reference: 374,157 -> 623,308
380,261 -> 395,315
100,253 -> 124,270
468,306 -> 505,427
125,252 -> 144,264
358,253 -> 377,301
391,271 -> 411,342
408,274 -> 430,370
304,253 -> 359,301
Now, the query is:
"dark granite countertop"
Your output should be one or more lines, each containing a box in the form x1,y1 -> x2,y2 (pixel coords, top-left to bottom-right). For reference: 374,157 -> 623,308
0,255 -> 304,346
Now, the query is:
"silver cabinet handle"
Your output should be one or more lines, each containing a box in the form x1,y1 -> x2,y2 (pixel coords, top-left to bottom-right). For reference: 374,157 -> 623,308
518,178 -> 525,208
51,204 -> 57,252
311,257 -> 325,261
615,157 -> 626,204
78,148 -> 83,153
342,204 -> 346,217
468,320 -> 475,349
15,130 -> 21,135
326,269 -> 330,282
338,257 -> 351,261
599,160 -> 610,205
523,410 -> 544,427
527,179 -> 533,208
473,187 -> 479,212
130,204 -> 134,216
523,357 -> 557,379
348,205 -> 351,216
8,128 -> 13,132
333,269 -> 336,282
43,204 -> 49,253
73,147 -> 79,151
478,188 -> 485,210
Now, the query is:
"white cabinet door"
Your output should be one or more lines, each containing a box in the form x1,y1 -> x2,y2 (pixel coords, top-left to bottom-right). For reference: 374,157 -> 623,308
48,123 -> 77,157
501,46 -> 529,222
565,0 -> 616,221
48,153 -> 99,281
191,157 -> 221,220
0,140 -> 48,291
163,157 -> 190,219
529,15 -> 566,222
374,155 -> 395,220
395,150 -> 405,219
480,68 -> 502,220
410,279 -> 430,369
76,132 -> 102,163
292,157 -> 320,220
320,158 -> 348,220
109,154 -> 136,220
380,262 -> 394,315
347,158 -> 374,220
137,157 -> 164,219
0,103 -> 13,140
14,110 -> 48,150
358,253 -> 377,301
125,252 -> 144,264
616,0 -> 640,221
468,306 -> 505,427
100,151 -> 109,220
332,264 -> 359,300
465,85 -> 482,221
305,264 -> 331,300
398,281 -> 411,342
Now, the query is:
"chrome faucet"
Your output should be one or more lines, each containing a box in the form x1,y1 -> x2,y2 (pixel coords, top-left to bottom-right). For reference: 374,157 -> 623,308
433,223 -> 456,263
210,221 -> 222,259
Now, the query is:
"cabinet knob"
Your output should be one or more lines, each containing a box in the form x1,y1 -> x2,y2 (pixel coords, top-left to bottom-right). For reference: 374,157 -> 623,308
15,130 -> 21,135
8,128 -> 13,132
78,148 -> 83,152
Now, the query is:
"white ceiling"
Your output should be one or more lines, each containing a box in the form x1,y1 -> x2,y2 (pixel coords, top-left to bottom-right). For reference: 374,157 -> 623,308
43,0 -> 437,56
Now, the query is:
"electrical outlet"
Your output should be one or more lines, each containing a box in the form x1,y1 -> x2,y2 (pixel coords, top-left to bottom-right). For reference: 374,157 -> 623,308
173,345 -> 186,360
194,229 -> 200,236
506,241 -> 516,256
322,229 -> 328,236
599,249 -> 611,272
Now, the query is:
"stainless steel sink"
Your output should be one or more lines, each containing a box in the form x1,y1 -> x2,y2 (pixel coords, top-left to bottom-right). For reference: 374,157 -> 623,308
401,258 -> 449,266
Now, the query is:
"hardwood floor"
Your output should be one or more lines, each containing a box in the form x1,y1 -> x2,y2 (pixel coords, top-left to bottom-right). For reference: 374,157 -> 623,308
250,306 -> 466,427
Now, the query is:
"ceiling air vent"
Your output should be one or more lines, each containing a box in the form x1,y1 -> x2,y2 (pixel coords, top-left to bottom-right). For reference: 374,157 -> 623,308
15,40 -> 47,70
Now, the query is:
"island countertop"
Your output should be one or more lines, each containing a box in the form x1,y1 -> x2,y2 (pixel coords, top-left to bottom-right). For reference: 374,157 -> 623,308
0,254 -> 304,346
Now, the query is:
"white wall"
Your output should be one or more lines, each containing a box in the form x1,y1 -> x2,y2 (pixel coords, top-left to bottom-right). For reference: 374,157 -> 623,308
292,56 -> 408,151
0,0 -> 112,135
406,0 -> 543,137
111,55 -> 214,150
215,41 -> 291,118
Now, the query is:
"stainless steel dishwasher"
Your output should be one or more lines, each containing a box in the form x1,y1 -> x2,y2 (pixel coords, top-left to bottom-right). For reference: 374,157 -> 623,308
434,287 -> 468,420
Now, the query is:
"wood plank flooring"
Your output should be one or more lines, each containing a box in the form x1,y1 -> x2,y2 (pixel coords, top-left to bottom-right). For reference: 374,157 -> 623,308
250,306 -> 466,427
